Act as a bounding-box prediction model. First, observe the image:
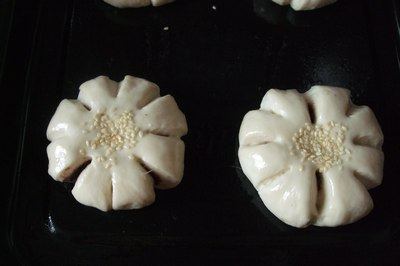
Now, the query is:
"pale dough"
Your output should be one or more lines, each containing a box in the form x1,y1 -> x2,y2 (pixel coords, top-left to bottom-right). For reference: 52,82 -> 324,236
47,75 -> 188,211
271,0 -> 337,10
238,86 -> 383,227
103,0 -> 175,8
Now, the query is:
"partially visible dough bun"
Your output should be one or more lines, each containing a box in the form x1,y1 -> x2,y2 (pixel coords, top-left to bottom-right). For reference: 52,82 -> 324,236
271,0 -> 337,10
103,0 -> 175,8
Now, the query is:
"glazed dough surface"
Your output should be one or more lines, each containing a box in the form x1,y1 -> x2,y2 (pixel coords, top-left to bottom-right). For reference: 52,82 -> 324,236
47,75 -> 187,211
271,0 -> 337,10
238,86 -> 384,227
103,0 -> 175,8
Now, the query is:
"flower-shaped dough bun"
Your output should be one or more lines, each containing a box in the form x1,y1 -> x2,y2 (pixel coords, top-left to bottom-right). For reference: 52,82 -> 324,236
103,0 -> 175,8
47,75 -> 188,211
238,86 -> 383,228
271,0 -> 337,10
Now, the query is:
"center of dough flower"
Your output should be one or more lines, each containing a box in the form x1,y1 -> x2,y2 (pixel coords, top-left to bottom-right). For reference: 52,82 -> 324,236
85,111 -> 144,166
292,121 -> 350,173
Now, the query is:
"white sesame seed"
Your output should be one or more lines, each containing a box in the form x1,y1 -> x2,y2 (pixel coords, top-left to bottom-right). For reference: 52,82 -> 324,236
292,121 -> 349,172
85,111 -> 144,162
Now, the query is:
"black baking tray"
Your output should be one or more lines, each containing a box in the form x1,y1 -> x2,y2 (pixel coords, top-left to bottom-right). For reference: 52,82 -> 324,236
3,0 -> 400,264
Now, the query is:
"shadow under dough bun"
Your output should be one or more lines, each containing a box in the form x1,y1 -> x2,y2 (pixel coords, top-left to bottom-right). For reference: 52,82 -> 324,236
271,0 -> 337,10
46,75 -> 188,211
103,0 -> 175,8
238,86 -> 384,228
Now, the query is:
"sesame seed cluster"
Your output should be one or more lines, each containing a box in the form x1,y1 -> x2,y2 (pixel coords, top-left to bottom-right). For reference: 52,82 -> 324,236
292,121 -> 350,173
84,111 -> 144,168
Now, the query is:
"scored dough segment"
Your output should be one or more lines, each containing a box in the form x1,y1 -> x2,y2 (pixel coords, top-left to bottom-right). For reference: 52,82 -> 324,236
271,0 -> 337,11
103,0 -> 175,8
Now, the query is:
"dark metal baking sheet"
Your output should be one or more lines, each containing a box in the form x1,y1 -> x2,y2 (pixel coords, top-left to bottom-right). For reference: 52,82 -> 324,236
3,0 -> 400,264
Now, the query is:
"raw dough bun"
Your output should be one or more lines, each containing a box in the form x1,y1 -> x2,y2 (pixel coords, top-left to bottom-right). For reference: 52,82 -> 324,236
103,0 -> 175,8
47,75 -> 187,211
271,0 -> 337,10
238,86 -> 383,227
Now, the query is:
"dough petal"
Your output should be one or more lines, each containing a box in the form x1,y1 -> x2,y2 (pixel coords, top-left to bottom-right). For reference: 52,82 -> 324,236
103,0 -> 151,8
117,75 -> 160,110
260,89 -> 310,128
239,110 -> 295,146
271,0 -> 337,10
78,76 -> 118,111
111,157 -> 155,210
46,100 -> 90,141
135,95 -> 187,137
271,0 -> 291,6
72,162 -> 112,212
315,168 -> 373,227
47,137 -> 88,181
133,134 -> 184,189
151,0 -> 175,6
258,163 -> 317,228
346,106 -> 383,149
238,143 -> 290,188
345,145 -> 384,189
291,0 -> 337,10
305,86 -> 351,124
